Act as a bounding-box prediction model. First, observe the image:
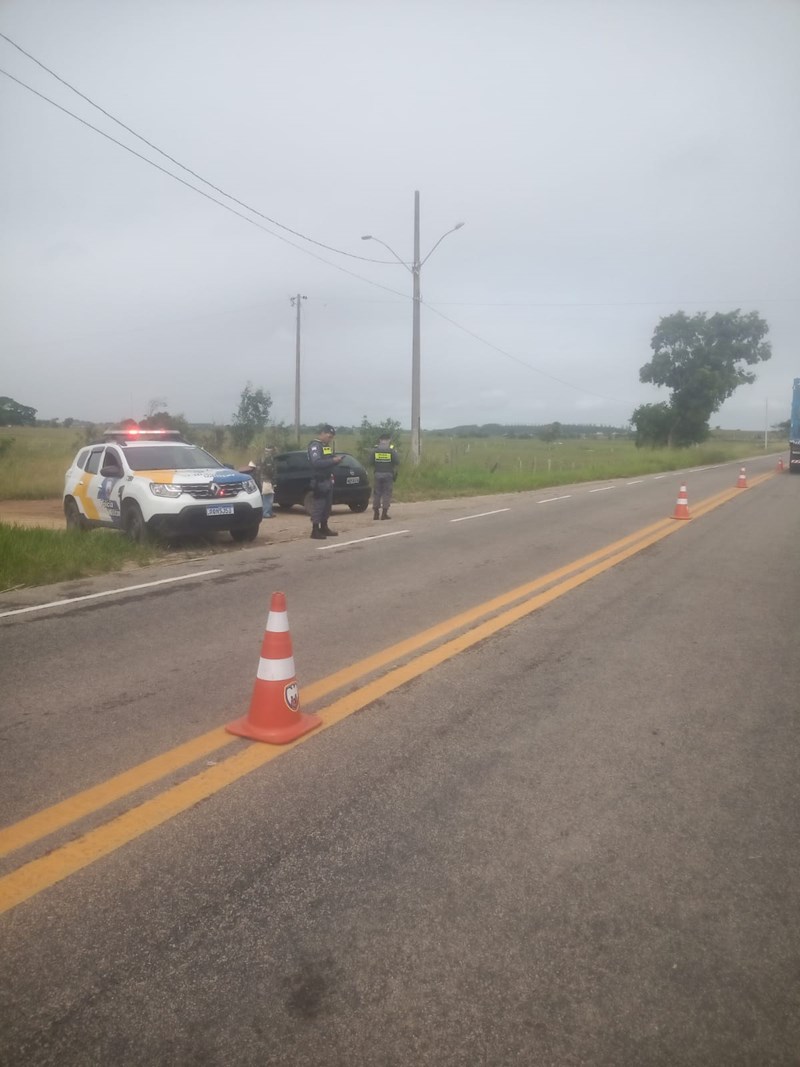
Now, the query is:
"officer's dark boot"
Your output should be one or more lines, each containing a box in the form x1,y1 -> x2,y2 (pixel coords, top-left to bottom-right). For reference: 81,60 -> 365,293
310,524 -> 326,539
381,509 -> 390,520
373,508 -> 380,520
321,523 -> 338,537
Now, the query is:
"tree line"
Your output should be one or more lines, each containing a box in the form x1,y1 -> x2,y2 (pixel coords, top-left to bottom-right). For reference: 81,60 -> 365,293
1,308 -> 778,448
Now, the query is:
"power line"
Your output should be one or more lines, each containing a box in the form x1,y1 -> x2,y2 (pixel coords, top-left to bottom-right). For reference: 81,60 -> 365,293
431,297 -> 799,308
423,301 -> 632,404
0,58 -> 634,406
0,30 -> 394,265
0,66 -> 415,292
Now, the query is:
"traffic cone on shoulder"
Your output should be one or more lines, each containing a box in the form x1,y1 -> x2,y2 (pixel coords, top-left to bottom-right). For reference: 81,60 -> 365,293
736,466 -> 748,489
671,483 -> 691,520
226,592 -> 321,744
777,457 -> 784,472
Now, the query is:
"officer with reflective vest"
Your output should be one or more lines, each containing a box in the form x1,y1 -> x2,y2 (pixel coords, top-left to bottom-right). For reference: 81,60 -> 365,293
371,432 -> 399,520
307,423 -> 342,539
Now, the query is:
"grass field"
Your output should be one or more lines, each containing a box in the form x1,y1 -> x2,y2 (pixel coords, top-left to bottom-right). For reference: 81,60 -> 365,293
0,425 -> 777,502
0,523 -> 158,591
0,424 -> 783,590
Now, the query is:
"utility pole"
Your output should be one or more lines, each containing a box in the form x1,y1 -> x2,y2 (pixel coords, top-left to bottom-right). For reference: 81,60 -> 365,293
411,191 -> 422,465
290,294 -> 307,445
361,193 -> 463,467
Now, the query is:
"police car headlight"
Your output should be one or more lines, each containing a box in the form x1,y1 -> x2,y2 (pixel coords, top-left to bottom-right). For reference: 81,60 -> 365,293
149,482 -> 182,498
240,478 -> 257,493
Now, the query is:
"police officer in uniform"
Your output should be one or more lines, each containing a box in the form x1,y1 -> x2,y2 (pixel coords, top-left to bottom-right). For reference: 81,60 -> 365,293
371,432 -> 399,520
307,424 -> 343,539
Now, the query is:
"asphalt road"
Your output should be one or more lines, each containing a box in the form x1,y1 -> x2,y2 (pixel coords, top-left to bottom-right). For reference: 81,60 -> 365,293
1,456 -> 798,1065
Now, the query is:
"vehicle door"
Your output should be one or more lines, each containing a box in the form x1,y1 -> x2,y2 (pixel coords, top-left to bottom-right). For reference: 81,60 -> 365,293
69,445 -> 106,524
86,445 -> 126,527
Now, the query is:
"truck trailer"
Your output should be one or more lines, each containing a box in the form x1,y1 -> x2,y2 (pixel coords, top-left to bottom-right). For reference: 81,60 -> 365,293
791,377 -> 800,472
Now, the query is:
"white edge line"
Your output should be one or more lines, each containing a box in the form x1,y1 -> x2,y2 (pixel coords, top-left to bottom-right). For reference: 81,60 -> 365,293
626,480 -> 643,486
538,495 -> 572,504
589,486 -> 615,493
317,530 -> 410,550
450,508 -> 511,523
0,569 -> 222,618
653,474 -> 667,480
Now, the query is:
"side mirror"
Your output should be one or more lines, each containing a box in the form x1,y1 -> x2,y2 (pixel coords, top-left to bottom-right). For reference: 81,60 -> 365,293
100,465 -> 122,478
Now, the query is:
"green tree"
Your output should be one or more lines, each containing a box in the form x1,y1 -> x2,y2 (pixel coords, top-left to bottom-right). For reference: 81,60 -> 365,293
538,421 -> 562,443
631,401 -> 675,448
140,409 -> 191,437
633,310 -> 771,447
355,415 -> 402,464
0,396 -> 37,426
230,383 -> 272,449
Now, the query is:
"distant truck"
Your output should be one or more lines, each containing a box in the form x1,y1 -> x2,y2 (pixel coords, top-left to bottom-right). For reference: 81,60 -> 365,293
791,378 -> 800,473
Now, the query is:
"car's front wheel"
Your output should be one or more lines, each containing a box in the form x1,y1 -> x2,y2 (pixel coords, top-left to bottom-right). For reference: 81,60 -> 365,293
64,497 -> 86,532
230,524 -> 260,543
122,502 -> 149,544
349,501 -> 369,513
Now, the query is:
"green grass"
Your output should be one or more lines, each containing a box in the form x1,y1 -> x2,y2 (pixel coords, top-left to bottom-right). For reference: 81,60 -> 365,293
0,425 -> 777,502
0,524 -> 159,592
387,436 -> 771,501
0,425 -> 783,590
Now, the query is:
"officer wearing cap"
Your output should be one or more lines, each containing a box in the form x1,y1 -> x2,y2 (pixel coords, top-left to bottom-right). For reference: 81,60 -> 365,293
307,424 -> 343,539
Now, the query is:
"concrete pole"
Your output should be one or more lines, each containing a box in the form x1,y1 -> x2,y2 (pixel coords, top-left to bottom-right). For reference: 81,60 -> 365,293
291,294 -> 306,445
411,190 -> 421,465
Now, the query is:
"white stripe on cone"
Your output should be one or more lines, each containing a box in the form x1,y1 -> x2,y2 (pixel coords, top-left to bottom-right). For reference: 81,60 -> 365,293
265,611 -> 289,632
257,655 -> 296,682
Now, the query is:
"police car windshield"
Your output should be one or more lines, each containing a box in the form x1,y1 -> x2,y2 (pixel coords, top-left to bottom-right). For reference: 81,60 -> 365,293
122,445 -> 225,471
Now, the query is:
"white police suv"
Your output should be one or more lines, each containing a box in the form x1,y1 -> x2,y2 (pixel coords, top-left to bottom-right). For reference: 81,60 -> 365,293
63,428 -> 263,542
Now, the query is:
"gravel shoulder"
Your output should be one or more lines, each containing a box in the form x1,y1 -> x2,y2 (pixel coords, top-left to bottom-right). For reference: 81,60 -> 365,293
0,494 -> 505,545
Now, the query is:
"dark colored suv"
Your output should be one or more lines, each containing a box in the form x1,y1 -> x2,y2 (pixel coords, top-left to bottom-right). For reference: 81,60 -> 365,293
273,451 -> 371,513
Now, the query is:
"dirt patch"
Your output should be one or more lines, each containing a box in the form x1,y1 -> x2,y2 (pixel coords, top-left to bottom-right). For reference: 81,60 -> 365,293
0,493 -> 500,545
0,499 -> 65,530
0,498 -> 377,544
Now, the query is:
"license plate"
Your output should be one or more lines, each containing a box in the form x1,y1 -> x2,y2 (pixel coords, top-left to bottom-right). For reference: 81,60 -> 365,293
346,476 -> 360,484
206,505 -> 234,516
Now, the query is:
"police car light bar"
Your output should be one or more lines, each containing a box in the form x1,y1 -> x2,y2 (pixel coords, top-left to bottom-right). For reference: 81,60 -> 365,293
102,428 -> 185,442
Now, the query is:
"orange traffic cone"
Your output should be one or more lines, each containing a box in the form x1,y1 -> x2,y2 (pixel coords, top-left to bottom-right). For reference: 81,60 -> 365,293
736,466 -> 748,489
672,483 -> 691,520
777,457 -> 784,472
226,592 -> 322,744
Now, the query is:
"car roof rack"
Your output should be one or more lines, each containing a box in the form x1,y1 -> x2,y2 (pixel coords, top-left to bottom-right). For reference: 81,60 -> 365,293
102,428 -> 187,444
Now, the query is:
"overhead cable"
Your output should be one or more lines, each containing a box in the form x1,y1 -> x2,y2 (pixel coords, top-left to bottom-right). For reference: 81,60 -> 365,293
0,30 -> 394,265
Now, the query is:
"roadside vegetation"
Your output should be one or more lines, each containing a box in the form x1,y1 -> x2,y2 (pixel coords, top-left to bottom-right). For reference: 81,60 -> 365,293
0,524 -> 158,592
0,309 -> 781,590
0,424 -> 779,592
0,424 -> 774,501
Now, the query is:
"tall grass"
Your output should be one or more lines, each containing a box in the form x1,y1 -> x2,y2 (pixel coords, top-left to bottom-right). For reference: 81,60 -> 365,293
388,436 -> 771,501
0,525 -> 158,591
0,425 -> 777,502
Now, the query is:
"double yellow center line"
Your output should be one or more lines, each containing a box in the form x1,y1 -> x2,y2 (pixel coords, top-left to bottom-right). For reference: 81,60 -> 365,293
0,476 -> 771,913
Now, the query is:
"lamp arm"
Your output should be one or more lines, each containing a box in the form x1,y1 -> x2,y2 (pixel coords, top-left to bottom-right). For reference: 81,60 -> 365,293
419,223 -> 464,268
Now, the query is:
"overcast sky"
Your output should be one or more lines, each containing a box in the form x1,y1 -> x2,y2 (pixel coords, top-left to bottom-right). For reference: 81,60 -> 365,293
1,1 -> 798,432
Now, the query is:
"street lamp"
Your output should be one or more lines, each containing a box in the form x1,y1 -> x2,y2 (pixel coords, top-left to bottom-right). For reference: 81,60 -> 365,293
362,190 -> 464,465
